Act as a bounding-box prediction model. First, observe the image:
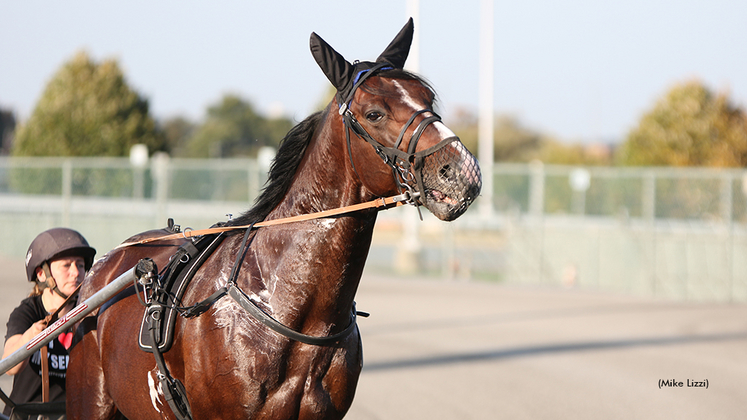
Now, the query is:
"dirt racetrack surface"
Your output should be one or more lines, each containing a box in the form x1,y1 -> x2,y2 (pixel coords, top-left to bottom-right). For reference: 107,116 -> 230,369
347,276 -> 747,420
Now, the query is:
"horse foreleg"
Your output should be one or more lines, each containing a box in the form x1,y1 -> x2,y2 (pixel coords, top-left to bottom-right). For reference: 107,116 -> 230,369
67,325 -> 120,420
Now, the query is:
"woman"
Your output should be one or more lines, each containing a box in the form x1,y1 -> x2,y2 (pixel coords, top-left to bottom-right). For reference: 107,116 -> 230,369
2,228 -> 95,418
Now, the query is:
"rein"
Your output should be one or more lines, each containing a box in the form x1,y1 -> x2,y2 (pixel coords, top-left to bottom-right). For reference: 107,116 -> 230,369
116,191 -> 415,249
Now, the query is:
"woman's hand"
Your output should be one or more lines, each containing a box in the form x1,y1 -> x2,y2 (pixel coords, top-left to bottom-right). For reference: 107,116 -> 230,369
2,320 -> 48,376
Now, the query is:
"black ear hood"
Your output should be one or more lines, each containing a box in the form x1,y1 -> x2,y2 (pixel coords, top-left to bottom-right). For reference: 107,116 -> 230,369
310,18 -> 414,108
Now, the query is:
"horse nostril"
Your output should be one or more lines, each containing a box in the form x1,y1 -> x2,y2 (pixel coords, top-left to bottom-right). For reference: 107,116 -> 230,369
438,164 -> 456,183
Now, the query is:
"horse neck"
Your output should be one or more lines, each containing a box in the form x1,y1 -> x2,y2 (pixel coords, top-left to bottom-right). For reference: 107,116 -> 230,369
269,109 -> 371,216
256,113 -> 377,328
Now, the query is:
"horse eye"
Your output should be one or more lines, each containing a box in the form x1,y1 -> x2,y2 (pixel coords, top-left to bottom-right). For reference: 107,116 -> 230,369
365,111 -> 383,123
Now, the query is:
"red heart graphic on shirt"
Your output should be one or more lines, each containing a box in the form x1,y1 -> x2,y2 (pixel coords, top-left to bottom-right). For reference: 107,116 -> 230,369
58,332 -> 73,350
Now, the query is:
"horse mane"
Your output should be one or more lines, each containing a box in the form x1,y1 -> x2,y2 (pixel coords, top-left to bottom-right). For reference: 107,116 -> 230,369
227,110 -> 325,228
225,69 -> 434,230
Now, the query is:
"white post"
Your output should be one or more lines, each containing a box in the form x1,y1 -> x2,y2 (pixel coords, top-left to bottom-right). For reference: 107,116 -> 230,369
152,152 -> 170,227
529,160 -> 545,218
642,171 -> 655,222
130,144 -> 149,200
569,167 -> 591,215
478,0 -> 495,218
396,0 -> 423,275
720,174 -> 733,223
61,159 -> 72,227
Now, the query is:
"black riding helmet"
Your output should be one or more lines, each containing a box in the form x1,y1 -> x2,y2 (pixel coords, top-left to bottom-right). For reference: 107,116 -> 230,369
25,227 -> 96,284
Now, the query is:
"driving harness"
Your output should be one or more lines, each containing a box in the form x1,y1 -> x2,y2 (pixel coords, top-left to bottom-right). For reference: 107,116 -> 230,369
131,220 -> 367,420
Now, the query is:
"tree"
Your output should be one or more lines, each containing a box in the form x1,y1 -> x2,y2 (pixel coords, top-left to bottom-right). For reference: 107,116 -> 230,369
183,94 -> 293,158
449,108 -> 610,165
0,108 -> 15,155
617,79 -> 747,166
12,51 -> 164,157
450,110 -> 542,162
160,116 -> 196,157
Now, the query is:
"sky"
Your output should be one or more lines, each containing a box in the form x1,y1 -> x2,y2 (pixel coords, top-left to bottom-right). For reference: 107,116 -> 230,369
2,0 -> 747,144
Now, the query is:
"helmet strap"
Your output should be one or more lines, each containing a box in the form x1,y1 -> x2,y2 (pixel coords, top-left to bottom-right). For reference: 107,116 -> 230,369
41,262 -> 69,300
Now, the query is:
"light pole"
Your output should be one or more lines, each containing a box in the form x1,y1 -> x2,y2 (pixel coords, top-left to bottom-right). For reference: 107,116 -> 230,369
478,0 -> 495,218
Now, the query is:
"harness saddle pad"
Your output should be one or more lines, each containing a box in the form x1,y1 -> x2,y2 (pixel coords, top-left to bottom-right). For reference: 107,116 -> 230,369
138,233 -> 225,353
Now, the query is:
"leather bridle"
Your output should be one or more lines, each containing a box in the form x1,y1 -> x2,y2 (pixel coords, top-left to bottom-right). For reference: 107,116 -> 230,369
339,64 -> 460,206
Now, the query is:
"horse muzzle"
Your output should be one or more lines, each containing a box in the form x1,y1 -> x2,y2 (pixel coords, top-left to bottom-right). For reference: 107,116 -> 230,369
415,137 -> 482,221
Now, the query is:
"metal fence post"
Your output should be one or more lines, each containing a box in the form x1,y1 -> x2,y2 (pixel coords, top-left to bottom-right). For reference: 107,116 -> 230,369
152,152 -> 170,227
722,173 -> 735,301
569,168 -> 591,215
477,0 -> 494,219
130,144 -> 149,200
62,159 -> 72,227
528,161 -> 545,282
720,174 -> 733,223
528,160 -> 545,218
642,171 -> 657,296
395,207 -> 422,274
642,171 -> 655,221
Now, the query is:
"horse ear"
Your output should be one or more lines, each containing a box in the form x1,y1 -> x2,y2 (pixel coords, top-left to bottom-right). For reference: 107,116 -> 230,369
376,18 -> 414,69
310,32 -> 354,92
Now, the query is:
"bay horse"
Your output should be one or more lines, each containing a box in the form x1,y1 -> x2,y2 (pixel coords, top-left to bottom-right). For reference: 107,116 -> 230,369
67,19 -> 481,420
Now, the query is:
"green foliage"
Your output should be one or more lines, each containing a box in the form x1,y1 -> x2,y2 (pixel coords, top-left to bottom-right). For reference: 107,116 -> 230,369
161,116 -> 196,157
451,111 -> 543,162
12,51 -> 165,157
182,95 -> 293,158
617,80 -> 747,167
449,109 -> 611,165
493,116 -> 544,162
537,140 -> 611,166
0,108 -> 16,155
449,108 -> 478,153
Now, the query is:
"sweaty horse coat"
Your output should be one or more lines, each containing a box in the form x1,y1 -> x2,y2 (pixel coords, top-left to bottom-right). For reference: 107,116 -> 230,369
67,19 -> 481,420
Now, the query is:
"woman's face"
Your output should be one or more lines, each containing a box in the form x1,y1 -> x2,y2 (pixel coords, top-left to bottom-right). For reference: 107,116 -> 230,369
47,256 -> 86,296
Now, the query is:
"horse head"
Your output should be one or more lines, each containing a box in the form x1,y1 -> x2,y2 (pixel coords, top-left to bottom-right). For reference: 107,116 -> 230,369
310,18 -> 482,221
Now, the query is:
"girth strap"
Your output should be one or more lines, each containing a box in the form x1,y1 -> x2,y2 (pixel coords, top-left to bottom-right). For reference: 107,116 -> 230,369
169,284 -> 363,347
227,284 -> 361,346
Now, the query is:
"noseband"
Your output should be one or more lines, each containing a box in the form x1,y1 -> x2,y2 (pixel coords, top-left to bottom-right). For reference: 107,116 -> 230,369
339,64 -> 460,205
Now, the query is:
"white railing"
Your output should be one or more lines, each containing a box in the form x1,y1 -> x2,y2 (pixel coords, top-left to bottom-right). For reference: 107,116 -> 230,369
2,157 -> 745,302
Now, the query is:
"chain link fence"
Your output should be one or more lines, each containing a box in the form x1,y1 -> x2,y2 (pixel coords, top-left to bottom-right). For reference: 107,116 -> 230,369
2,156 -> 745,302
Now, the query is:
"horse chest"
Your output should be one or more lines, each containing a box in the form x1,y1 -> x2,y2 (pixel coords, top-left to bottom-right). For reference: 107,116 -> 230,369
188,335 -> 360,419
